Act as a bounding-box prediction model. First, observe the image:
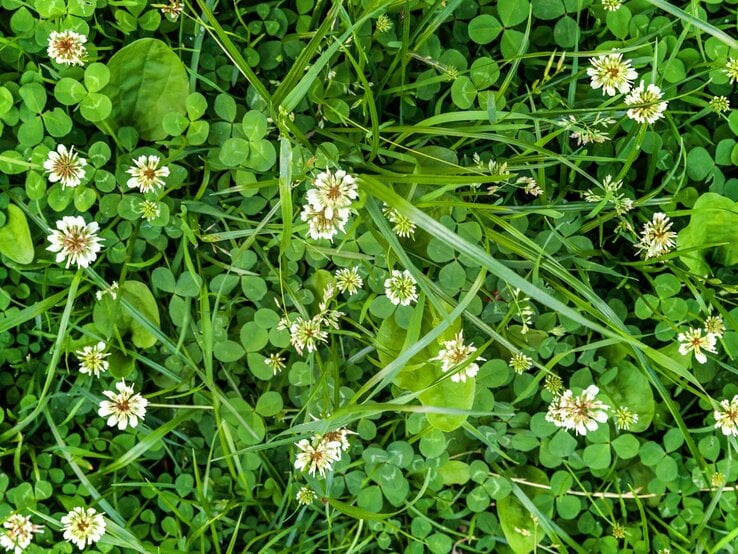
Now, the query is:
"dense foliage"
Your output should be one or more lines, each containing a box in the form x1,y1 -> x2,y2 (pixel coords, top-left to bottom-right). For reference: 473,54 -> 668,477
1,0 -> 738,552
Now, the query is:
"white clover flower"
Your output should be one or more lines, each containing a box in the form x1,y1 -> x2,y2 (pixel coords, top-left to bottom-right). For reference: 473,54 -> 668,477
709,96 -> 730,113
677,328 -> 717,364
306,169 -> 358,220
586,53 -> 637,96
602,0 -> 622,10
265,353 -> 286,374
384,269 -> 418,306
634,212 -> 676,259
61,507 -> 105,550
334,266 -> 363,295
321,428 -> 356,452
547,385 -> 609,436
43,145 -> 87,188
301,169 -> 357,241
294,435 -> 342,478
289,316 -> 328,355
138,200 -> 161,222
382,204 -> 416,238
432,331 -> 485,383
126,155 -> 169,193
714,395 -> 738,437
704,315 -> 725,339
613,406 -> 639,431
75,341 -> 110,378
47,30 -> 87,66
0,514 -> 43,554
300,203 -> 351,241
625,81 -> 668,124
509,352 -> 533,374
98,379 -> 148,430
95,281 -> 118,301
161,0 -> 183,20
724,58 -> 738,84
47,216 -> 103,269
296,486 -> 317,505
517,176 -> 542,196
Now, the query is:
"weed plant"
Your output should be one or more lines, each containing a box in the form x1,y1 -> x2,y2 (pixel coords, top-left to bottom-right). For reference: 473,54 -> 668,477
1,0 -> 738,553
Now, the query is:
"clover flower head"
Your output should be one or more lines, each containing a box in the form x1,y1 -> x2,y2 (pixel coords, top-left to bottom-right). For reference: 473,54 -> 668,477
546,385 -> 609,436
61,507 -> 105,550
161,0 -> 183,21
127,155 -> 169,193
677,327 -> 717,364
723,58 -> 738,84
714,395 -> 738,436
75,341 -> 110,378
334,266 -> 363,295
635,212 -> 676,259
47,216 -> 103,269
709,96 -> 730,113
289,316 -> 328,355
704,314 -> 725,339
384,269 -> 418,306
44,145 -> 87,188
509,352 -> 533,374
383,204 -> 416,238
432,331 -> 485,383
602,0 -> 622,11
265,353 -> 286,374
296,486 -> 317,505
98,379 -> 148,430
625,81 -> 668,124
306,169 -> 358,220
47,30 -> 87,66
613,406 -> 639,431
586,53 -> 637,96
0,514 -> 43,554
294,435 -> 342,478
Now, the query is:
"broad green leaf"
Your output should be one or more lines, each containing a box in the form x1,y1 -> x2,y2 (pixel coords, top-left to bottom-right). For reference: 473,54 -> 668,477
245,139 -> 277,172
450,76 -> 476,110
498,0 -> 530,27
377,310 -> 471,431
497,466 -> 552,554
468,15 -> 502,45
54,78 -> 87,106
600,361 -> 654,432
678,192 -> 738,276
0,204 -> 34,264
103,38 -> 189,140
93,281 -> 161,348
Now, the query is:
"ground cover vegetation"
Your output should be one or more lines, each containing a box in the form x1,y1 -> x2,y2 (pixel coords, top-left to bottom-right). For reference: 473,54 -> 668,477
1,0 -> 738,552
